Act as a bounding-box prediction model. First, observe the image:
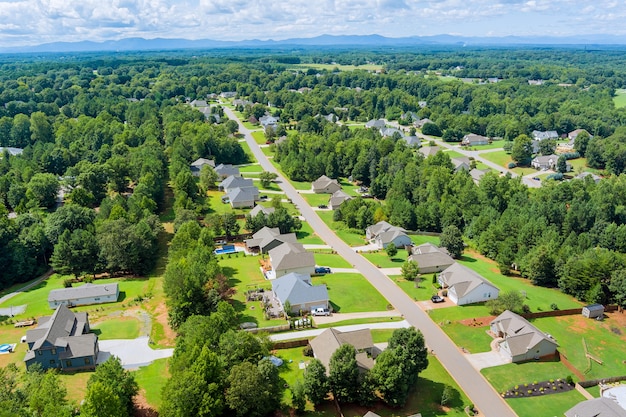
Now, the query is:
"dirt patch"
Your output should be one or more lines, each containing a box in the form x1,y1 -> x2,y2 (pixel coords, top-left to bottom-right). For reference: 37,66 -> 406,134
152,303 -> 176,346
556,312 -> 626,342
133,391 -> 158,417
459,316 -> 496,327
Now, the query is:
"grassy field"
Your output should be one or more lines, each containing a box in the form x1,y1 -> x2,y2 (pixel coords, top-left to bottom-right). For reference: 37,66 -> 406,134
238,140 -> 255,161
297,221 -> 326,245
292,63 -> 383,72
58,371 -> 91,403
409,234 -> 440,246
442,149 -> 465,159
393,275 -> 440,302
437,322 -> 493,353
316,316 -> 399,328
511,166 -> 537,176
133,358 -> 170,410
506,390 -> 585,417
471,140 -> 506,150
614,88 -> 626,108
316,211 -> 367,246
91,316 -> 141,340
252,131 -> 266,144
302,193 -> 332,207
313,253 -> 352,268
238,164 -> 263,174
481,150 -> 513,168
313,273 -> 389,313
362,251 -> 407,268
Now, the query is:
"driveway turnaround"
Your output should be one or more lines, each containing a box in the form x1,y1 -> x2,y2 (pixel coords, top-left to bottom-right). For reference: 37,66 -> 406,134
97,336 -> 174,369
269,320 -> 411,341
224,107 -> 518,417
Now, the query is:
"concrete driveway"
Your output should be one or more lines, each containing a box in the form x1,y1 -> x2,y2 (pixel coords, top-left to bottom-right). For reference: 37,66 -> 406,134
97,336 -> 174,369
466,349 -> 511,370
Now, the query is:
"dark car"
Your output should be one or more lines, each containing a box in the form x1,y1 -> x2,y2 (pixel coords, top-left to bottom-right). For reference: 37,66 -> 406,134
431,295 -> 445,303
318,204 -> 328,209
315,267 -> 331,274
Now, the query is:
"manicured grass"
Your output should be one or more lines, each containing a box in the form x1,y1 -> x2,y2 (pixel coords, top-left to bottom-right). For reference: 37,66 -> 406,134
429,304 -> 493,323
362,251 -> 407,268
316,316 -> 400,328
238,140 -> 256,162
297,221 -> 326,245
394,275 -> 440,301
261,146 -> 274,156
58,371 -> 92,404
252,131 -> 266,144
458,252 -> 583,313
313,253 -> 352,269
438,322 -> 493,353
317,211 -> 367,247
536,315 -> 626,379
506,390 -> 586,417
481,149 -> 513,168
205,190 -> 254,216
313,273 -> 390,313
472,140 -> 506,150
238,164 -> 263,173
302,193 -> 331,207
371,329 -> 396,343
220,255 -> 286,327
512,166 -> 537,176
474,161 -> 494,171
132,358 -> 170,410
614,88 -> 626,108
409,234 -> 440,246
91,316 -> 141,340
482,361 -> 574,393
442,149 -> 465,159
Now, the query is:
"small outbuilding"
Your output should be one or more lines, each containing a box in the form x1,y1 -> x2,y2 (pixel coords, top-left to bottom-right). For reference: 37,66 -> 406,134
582,304 -> 605,319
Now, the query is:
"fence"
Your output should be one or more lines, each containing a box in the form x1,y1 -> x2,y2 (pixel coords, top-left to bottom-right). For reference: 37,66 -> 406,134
521,305 -> 618,320
579,375 -> 626,388
272,339 -> 310,350
244,323 -> 290,334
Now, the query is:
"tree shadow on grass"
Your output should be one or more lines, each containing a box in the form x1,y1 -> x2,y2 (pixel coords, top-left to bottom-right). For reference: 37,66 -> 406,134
459,255 -> 477,263
329,301 -> 341,313
296,230 -> 311,240
390,257 -> 404,263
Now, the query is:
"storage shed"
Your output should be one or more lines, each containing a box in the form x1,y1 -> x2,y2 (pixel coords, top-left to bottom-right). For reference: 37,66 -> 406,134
582,304 -> 604,319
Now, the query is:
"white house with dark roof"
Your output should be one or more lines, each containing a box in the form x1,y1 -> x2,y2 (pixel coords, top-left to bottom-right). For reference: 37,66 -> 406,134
244,226 -> 297,254
259,115 -> 279,130
490,310 -> 558,363
219,175 -> 254,193
48,283 -> 119,309
269,242 -> 315,278
409,243 -> 455,274
365,221 -> 405,241
565,398 -> 626,417
328,189 -> 353,210
365,119 -> 386,129
24,304 -> 98,371
214,163 -> 240,179
461,133 -> 489,146
271,272 -> 329,314
190,158 -> 215,176
311,175 -> 341,194
224,187 -> 257,208
438,263 -> 499,305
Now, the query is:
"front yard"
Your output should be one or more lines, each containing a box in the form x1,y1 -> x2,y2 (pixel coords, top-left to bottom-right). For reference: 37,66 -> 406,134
313,273 -> 390,313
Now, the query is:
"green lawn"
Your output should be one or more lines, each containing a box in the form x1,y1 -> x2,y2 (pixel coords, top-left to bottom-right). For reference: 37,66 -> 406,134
506,390 -> 586,417
437,322 -> 493,353
205,190 -> 253,216
220,255 -> 286,327
316,316 -> 399,328
472,140 -> 506,150
238,164 -> 263,173
393,275 -> 440,302
511,166 -> 537,176
313,273 -> 389,313
302,193 -> 332,207
474,162 -> 494,171
371,329 -> 396,343
317,211 -> 366,246
261,146 -> 274,156
442,149 -> 465,159
132,358 -> 170,410
297,221 -> 326,245
409,234 -> 440,246
238,140 -> 256,162
614,88 -> 626,108
292,63 -> 383,72
362,251 -> 408,268
92,316 -> 141,340
481,150 -> 513,168
313,253 -> 352,269
252,131 -> 266,144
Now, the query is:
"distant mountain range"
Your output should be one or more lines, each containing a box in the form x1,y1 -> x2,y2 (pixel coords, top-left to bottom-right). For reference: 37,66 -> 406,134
3,34 -> 626,54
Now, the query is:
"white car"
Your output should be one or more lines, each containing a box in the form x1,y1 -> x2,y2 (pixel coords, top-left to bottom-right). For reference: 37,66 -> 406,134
311,308 -> 330,316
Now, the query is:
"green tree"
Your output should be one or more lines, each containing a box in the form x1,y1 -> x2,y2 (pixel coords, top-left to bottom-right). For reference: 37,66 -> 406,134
440,225 -> 464,259
86,356 -> 138,416
291,380 -> 307,414
45,203 -> 95,244
81,381 -> 125,417
610,269 -> 626,308
385,242 -> 398,258
225,360 -> 282,417
199,164 -> 218,193
401,260 -> 420,281
26,173 -> 59,208
329,344 -> 359,403
303,358 -> 329,406
259,171 -> 278,188
574,131 -> 591,156
23,368 -> 73,417
538,139 -> 556,156
486,290 -> 525,315
222,213 -> 240,238
511,134 -> 533,165
50,229 -> 99,278
557,155 -> 568,173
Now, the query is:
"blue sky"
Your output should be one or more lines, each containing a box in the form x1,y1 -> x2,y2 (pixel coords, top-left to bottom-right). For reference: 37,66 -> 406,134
0,0 -> 624,46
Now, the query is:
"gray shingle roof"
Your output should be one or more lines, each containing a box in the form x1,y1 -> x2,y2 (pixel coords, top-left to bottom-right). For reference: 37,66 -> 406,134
329,190 -> 352,208
249,205 -> 275,218
269,242 -> 315,271
219,175 -> 253,190
310,328 -> 374,371
214,164 -> 240,177
311,175 -> 341,192
439,263 -> 498,298
490,310 -> 558,357
409,243 -> 455,270
271,272 -> 328,308
48,283 -> 119,304
226,187 -> 257,204
565,397 -> 626,417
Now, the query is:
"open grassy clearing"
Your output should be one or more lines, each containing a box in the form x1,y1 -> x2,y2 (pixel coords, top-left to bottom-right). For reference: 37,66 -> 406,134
512,166 -> 537,176
313,273 -> 389,313
313,253 -> 352,269
237,163 -> 263,173
362,251 -> 406,268
91,316 -> 141,340
316,316 -> 399,328
297,221 -> 326,245
409,234 -> 440,245
132,358 -> 170,410
393,275 -> 441,302
438,322 -> 493,353
58,371 -> 91,403
252,131 -> 266,144
317,211 -> 367,246
506,390 -> 585,417
481,149 -> 513,168
302,193 -> 331,207
614,88 -> 626,108
442,149 -> 465,159
292,63 -> 383,72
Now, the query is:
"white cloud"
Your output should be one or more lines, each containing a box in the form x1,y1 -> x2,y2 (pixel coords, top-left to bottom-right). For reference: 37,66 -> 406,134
0,0 -> 626,46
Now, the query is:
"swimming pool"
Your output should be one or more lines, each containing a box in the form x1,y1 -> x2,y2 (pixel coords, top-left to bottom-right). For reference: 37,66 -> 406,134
214,245 -> 237,254
0,344 -> 11,352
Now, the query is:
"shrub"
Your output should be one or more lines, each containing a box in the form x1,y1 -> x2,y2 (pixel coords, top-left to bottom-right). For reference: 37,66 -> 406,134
302,345 -> 313,357
63,279 -> 74,288
550,303 -> 559,310
522,304 -> 531,313
83,275 -> 94,284
566,375 -> 574,385
546,173 -> 564,181
508,162 -> 517,169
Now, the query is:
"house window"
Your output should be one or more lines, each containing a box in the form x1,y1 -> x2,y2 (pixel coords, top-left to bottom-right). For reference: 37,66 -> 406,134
49,359 -> 55,365
94,297 -> 100,301
51,349 -> 56,355
37,350 -> 42,356
84,358 -> 91,365
66,360 -> 72,367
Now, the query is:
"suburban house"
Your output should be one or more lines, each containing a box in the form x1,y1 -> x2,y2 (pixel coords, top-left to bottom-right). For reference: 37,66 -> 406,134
271,272 -> 329,314
380,127 -> 403,138
223,187 -> 258,208
48,283 -> 119,309
248,205 -> 275,218
189,99 -> 208,107
582,304 -> 605,319
311,175 -> 342,194
490,310 -> 558,362
259,115 -> 279,130
365,119 -> 386,129
366,221 -> 406,240
309,328 -> 377,372
375,229 -> 412,250
438,263 -> 500,305
219,91 -> 237,99
531,154 -> 559,170
532,130 -> 559,141
244,226 -> 297,254
566,129 -> 592,148
218,175 -> 254,193
462,133 -> 489,146
415,118 -> 432,128
269,242 -> 316,278
418,145 -> 441,158
575,171 -> 602,183
199,107 -> 220,122
233,99 -> 252,107
408,243 -> 455,274
452,157 -> 471,172
190,158 -> 215,176
470,168 -> 490,184
24,304 -> 99,371
403,136 -> 421,147
328,190 -> 353,210
565,398 -> 626,417
214,163 -> 240,179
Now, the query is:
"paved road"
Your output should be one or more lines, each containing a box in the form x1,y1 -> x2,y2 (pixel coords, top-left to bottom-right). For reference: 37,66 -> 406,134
224,107 -> 517,417
0,269 -> 53,306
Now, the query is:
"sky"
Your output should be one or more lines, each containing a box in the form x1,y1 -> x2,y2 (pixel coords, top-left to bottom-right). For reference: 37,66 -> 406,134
1,0 -> 625,47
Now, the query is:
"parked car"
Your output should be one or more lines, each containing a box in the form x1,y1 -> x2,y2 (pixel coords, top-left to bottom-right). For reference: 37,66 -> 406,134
431,295 -> 445,303
311,307 -> 330,316
318,204 -> 328,209
532,177 -> 541,181
315,266 -> 331,274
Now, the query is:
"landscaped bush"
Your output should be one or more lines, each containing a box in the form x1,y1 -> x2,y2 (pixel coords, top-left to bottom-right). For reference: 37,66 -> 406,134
546,173 -> 564,181
302,345 -> 313,357
561,152 -> 580,160
63,279 -> 74,288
